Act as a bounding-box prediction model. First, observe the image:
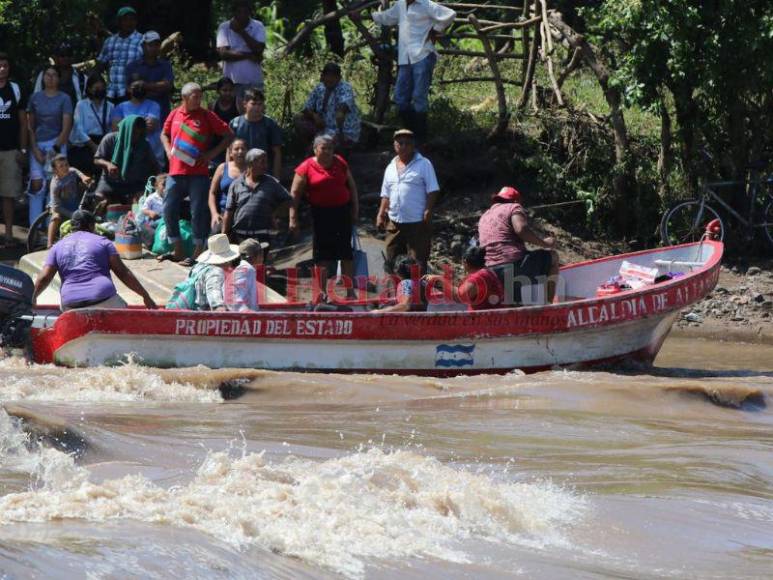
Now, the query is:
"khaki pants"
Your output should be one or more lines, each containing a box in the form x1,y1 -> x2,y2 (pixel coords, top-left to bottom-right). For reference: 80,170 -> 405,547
385,220 -> 432,269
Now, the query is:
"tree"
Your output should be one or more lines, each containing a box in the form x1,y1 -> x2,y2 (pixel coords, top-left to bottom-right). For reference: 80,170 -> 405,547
586,0 -> 773,197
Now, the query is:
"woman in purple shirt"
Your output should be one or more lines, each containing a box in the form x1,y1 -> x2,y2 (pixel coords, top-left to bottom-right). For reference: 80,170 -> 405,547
32,210 -> 157,310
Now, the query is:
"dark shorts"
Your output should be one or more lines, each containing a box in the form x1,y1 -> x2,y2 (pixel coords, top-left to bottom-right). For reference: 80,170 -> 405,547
491,250 -> 553,304
95,178 -> 145,204
311,204 -> 353,262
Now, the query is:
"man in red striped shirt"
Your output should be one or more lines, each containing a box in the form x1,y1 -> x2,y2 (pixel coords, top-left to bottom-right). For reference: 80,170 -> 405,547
161,82 -> 233,265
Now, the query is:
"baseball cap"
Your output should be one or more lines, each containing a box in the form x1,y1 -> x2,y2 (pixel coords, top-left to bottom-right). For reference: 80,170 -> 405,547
116,6 -> 137,18
143,31 -> 161,44
492,186 -> 522,203
238,238 -> 269,259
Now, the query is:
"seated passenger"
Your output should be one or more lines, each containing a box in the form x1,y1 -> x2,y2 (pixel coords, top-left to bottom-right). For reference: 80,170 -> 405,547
477,186 -> 559,304
93,115 -> 159,206
191,233 -> 240,311
32,210 -> 157,310
296,62 -> 361,153
425,246 -> 504,310
47,154 -> 93,248
136,173 -> 166,246
377,255 -> 427,313
223,237 -> 268,312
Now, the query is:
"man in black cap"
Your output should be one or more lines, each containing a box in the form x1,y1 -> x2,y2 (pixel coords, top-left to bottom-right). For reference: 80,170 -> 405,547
33,42 -> 85,106
33,209 -> 156,310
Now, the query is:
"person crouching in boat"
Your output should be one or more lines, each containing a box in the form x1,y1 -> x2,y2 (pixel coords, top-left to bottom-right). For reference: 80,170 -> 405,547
191,233 -> 241,311
376,255 -> 428,313
477,186 -> 559,305
32,209 -> 157,310
424,246 -> 504,311
222,237 -> 269,311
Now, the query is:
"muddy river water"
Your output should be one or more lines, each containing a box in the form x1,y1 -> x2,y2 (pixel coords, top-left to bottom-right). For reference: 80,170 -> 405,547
0,336 -> 771,579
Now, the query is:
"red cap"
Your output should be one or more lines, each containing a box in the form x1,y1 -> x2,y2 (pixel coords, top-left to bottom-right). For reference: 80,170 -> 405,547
492,186 -> 521,203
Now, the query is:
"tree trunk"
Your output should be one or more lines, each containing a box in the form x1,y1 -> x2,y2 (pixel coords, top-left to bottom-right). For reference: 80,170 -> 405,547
547,11 -> 634,233
657,98 -> 673,200
322,0 -> 345,56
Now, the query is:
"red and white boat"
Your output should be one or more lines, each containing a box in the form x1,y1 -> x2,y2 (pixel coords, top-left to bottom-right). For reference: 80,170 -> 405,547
14,240 -> 722,375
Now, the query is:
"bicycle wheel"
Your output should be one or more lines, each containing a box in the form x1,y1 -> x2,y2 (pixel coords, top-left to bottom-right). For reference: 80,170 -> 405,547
26,210 -> 50,254
660,200 -> 724,245
763,197 -> 773,250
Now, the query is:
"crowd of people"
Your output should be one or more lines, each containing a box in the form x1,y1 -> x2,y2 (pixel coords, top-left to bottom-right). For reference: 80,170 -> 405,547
4,1 -> 560,313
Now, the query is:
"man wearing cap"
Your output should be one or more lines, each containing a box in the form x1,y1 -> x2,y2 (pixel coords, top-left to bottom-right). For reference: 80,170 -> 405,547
190,233 -> 240,311
297,62 -> 361,150
32,209 -> 157,310
223,238 -> 268,311
362,0 -> 456,142
477,186 -> 559,305
222,148 -> 291,246
126,31 -> 175,122
94,6 -> 144,103
216,0 -> 267,111
33,43 -> 84,106
376,128 -> 440,269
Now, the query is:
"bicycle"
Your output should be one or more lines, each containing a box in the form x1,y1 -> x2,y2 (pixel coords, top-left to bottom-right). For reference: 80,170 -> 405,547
26,184 -> 101,253
660,171 -> 773,250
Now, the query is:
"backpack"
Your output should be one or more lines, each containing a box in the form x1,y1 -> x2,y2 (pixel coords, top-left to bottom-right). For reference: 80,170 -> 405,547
166,264 -> 208,310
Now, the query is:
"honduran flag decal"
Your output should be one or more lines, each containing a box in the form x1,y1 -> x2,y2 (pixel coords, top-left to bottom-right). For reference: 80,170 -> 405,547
435,344 -> 475,367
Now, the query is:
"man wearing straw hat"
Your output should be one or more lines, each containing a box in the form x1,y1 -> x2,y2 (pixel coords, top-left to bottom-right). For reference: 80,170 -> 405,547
190,233 -> 241,311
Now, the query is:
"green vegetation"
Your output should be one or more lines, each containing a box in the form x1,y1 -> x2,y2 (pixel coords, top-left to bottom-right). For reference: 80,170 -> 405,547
2,0 -> 771,247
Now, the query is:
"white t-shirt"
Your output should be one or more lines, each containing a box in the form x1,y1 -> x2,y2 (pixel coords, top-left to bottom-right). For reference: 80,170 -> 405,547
216,18 -> 267,86
372,0 -> 456,65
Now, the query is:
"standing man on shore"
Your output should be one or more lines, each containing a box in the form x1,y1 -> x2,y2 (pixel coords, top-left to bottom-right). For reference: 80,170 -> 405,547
376,129 -> 440,271
94,6 -> 144,104
216,0 -> 267,112
365,0 -> 456,142
161,83 -> 233,265
0,53 -> 27,248
126,31 -> 175,122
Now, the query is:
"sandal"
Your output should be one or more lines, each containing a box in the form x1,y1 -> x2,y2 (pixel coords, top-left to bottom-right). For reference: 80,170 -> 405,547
179,257 -> 195,267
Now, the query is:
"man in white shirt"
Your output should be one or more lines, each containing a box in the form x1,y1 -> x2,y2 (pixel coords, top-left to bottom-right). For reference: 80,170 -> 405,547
367,0 -> 456,142
376,129 -> 440,270
216,0 -> 267,111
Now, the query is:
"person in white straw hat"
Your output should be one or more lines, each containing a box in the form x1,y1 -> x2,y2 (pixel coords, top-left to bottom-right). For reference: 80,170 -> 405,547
190,233 -> 240,311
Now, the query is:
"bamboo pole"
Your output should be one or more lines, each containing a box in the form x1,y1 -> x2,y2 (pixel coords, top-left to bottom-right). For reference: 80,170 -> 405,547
281,0 -> 379,56
469,14 -> 509,138
517,2 -> 541,110
480,16 -> 542,33
443,2 -> 527,12
438,77 -> 521,85
438,49 -> 526,59
540,20 -> 564,106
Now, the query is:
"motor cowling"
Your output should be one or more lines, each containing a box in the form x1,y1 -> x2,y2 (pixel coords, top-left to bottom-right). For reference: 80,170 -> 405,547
0,264 -> 34,349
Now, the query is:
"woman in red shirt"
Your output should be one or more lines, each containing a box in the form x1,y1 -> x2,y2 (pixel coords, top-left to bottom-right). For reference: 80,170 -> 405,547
289,134 -> 359,295
425,246 -> 505,310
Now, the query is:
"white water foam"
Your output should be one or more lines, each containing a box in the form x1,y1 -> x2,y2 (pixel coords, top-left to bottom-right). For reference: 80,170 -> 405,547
0,359 -> 221,403
0,409 -> 85,485
0,447 -> 588,577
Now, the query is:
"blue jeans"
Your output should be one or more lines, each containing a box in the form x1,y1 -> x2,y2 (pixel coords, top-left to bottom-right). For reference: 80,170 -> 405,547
163,174 -> 210,246
394,52 -> 437,113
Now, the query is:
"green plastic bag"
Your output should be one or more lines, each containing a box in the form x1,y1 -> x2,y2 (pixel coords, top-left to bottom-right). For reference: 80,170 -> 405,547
151,218 -> 194,258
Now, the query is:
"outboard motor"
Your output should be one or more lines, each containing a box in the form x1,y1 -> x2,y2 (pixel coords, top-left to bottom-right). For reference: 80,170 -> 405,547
0,264 -> 35,349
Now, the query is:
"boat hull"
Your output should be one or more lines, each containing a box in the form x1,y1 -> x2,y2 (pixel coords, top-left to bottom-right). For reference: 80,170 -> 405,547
29,241 -> 722,374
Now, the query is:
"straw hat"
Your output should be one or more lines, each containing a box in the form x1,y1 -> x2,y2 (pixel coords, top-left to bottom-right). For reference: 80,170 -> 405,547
196,234 -> 240,265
